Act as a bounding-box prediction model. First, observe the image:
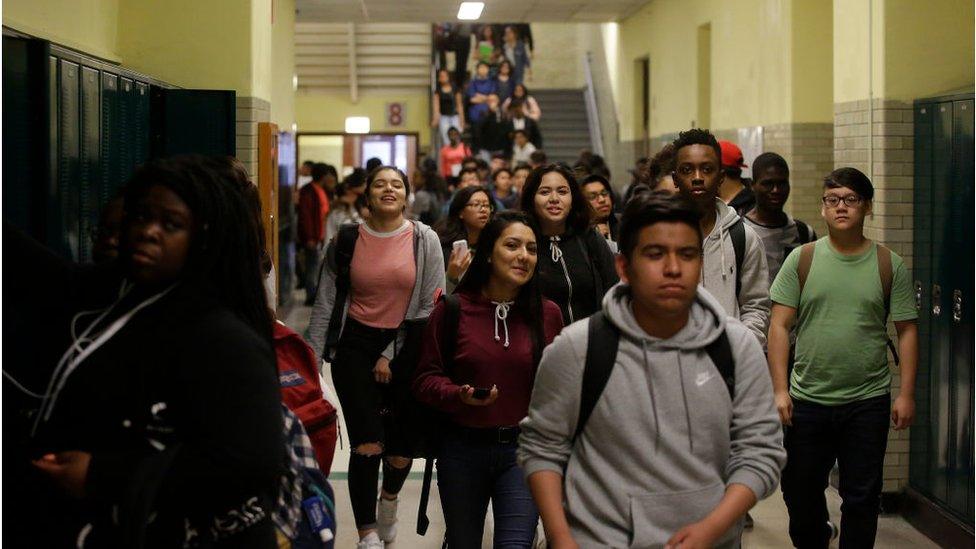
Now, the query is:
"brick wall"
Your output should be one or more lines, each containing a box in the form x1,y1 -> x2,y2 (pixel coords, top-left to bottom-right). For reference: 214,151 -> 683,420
834,98 -> 916,493
758,123 -> 834,236
236,96 -> 271,179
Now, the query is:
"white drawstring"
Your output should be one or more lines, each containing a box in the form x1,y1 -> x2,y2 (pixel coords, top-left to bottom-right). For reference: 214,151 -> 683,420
492,301 -> 513,348
549,236 -> 563,263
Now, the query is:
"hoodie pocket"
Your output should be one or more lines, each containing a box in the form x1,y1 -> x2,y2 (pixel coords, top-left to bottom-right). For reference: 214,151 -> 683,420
628,482 -> 727,549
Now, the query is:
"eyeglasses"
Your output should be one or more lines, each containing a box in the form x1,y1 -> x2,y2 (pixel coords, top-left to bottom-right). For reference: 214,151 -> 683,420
466,201 -> 492,211
821,195 -> 863,208
585,190 -> 611,201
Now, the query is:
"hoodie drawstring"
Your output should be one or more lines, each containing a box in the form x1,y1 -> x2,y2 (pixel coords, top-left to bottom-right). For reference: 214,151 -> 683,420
549,236 -> 563,263
676,354 -> 695,454
492,300 -> 513,348
641,341 -> 662,453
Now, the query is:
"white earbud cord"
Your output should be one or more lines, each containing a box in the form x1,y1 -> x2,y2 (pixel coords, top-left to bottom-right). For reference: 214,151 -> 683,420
32,281 -> 175,435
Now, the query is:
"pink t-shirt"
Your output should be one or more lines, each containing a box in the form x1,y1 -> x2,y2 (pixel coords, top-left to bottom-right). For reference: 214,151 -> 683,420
348,222 -> 417,329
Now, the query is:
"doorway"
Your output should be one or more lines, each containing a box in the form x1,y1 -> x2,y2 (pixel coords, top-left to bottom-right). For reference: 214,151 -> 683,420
296,132 -> 419,179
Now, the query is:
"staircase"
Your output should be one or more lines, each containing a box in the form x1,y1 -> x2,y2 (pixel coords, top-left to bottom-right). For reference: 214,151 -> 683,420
532,89 -> 593,165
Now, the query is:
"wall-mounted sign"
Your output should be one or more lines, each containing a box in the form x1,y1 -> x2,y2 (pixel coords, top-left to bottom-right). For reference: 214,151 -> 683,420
387,102 -> 405,127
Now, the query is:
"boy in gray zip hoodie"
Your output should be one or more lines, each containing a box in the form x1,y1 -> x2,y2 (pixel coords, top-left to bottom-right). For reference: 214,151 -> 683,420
518,193 -> 785,548
672,129 -> 770,347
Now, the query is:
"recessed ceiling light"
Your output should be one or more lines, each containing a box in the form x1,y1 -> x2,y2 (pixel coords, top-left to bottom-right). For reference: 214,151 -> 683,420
345,116 -> 370,134
457,2 -> 484,20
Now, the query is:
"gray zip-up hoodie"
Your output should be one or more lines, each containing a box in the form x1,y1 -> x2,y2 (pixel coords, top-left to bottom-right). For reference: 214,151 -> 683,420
703,199 -> 770,347
517,284 -> 785,548
307,220 -> 445,365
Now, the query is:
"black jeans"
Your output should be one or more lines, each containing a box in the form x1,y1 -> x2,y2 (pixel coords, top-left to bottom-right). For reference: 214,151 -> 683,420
781,393 -> 890,549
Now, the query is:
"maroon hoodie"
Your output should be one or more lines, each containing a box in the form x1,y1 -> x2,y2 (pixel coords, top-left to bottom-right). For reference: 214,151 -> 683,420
412,290 -> 563,428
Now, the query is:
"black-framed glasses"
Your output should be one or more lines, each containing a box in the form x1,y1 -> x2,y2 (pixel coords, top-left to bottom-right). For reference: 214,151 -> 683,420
465,201 -> 492,211
821,195 -> 863,208
585,190 -> 611,201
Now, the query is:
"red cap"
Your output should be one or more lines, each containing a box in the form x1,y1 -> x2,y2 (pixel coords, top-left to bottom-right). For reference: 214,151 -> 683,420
719,141 -> 748,168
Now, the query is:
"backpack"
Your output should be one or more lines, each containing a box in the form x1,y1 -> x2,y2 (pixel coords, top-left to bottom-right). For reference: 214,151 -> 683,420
729,218 -> 746,300
275,321 -> 339,476
572,310 -> 736,444
416,293 -> 461,536
796,241 -> 899,364
274,406 -> 337,549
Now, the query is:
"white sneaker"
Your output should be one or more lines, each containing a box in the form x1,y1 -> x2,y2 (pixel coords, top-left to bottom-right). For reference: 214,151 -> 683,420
357,531 -> 384,549
377,496 -> 399,542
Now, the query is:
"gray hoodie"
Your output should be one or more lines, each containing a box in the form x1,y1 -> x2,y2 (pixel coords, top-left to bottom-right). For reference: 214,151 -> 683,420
517,283 -> 785,548
307,220 -> 445,365
702,199 -> 770,347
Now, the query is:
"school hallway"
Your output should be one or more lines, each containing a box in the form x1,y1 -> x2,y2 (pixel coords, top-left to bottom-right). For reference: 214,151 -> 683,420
283,298 -> 940,549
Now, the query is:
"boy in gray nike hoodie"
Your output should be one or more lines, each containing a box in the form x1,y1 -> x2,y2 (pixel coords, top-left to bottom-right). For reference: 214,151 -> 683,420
518,193 -> 784,548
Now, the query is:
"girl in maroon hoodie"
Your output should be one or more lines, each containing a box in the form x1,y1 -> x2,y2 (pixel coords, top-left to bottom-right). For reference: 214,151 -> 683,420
413,211 -> 563,548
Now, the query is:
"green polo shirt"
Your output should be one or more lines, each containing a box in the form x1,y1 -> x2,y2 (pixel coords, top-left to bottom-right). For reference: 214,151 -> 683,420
770,238 -> 917,405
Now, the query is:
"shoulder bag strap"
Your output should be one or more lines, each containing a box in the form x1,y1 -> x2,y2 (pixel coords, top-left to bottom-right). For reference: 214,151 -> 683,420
704,329 -> 736,400
574,312 -> 620,443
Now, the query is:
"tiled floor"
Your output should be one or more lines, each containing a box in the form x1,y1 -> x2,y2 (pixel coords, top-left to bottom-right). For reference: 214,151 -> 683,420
282,298 -> 940,549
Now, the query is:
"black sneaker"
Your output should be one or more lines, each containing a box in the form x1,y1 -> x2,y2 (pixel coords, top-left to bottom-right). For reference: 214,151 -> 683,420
743,512 -> 754,529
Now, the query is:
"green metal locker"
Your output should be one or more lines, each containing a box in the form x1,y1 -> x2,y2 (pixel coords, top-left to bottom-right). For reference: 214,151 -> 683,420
909,92 -> 975,530
57,59 -> 81,261
79,66 -> 101,262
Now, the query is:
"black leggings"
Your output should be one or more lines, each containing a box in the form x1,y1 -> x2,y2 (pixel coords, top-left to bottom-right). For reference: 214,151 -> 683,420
332,318 -> 414,529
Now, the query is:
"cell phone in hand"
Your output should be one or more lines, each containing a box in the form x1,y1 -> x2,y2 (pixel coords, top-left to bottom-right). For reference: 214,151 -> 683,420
471,387 -> 492,400
452,239 -> 469,256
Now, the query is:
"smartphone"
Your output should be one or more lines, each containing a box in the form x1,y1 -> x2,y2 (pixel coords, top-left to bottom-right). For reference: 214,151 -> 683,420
452,239 -> 469,256
471,386 -> 492,400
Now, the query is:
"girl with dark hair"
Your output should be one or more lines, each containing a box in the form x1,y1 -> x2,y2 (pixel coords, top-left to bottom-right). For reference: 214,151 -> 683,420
502,25 -> 531,85
495,60 -> 515,103
502,83 -> 541,122
17,155 -> 284,547
412,157 -> 450,226
325,169 -> 368,242
519,164 -> 619,325
580,173 -> 621,249
491,167 -> 519,210
431,69 -> 465,147
413,211 -> 563,548
438,185 -> 495,291
307,166 -> 444,549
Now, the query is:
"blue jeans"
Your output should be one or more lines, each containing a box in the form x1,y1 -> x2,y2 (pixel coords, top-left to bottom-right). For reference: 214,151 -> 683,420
781,393 -> 890,548
302,244 -> 322,303
437,430 -> 538,548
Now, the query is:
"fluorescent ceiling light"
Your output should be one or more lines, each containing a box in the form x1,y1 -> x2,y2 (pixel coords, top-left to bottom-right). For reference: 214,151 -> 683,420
345,116 -> 370,134
457,2 -> 484,20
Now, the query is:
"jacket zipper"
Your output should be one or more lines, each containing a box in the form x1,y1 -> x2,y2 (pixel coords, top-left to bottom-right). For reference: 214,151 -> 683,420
558,255 -> 575,324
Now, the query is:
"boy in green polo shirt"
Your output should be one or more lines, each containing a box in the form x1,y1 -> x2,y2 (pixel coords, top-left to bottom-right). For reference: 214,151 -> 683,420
768,167 -> 918,548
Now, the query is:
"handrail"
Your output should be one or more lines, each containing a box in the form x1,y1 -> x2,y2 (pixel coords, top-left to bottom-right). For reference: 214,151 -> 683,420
582,51 -> 604,156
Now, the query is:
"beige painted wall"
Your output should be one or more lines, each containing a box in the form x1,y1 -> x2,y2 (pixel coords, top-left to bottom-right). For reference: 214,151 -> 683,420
298,135 -> 344,169
117,0 -> 254,95
295,91 -> 431,146
3,0 -> 120,61
528,23 -> 589,90
613,0 -> 820,141
270,0 -> 296,130
251,0 -> 273,101
833,0 -> 974,103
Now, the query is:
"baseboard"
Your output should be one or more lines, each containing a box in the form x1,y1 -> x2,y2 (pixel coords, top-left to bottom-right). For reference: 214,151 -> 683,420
901,486 -> 974,549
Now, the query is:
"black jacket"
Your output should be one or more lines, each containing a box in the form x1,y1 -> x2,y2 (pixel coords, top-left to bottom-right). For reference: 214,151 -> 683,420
4,229 -> 284,548
537,227 -> 619,325
503,117 -> 543,150
474,109 -> 511,153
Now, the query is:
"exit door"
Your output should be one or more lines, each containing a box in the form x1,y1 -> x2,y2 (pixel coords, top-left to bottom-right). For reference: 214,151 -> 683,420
909,92 -> 974,527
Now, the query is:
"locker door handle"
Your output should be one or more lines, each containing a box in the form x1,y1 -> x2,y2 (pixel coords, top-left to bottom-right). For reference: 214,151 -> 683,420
953,290 -> 963,323
933,284 -> 942,316
914,280 -> 923,311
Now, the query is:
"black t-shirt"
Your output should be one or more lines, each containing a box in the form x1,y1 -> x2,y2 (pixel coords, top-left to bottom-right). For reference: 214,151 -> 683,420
437,85 -> 457,116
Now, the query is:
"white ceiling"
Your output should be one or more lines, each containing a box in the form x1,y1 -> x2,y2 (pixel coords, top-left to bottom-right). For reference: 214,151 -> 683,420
295,0 -> 651,23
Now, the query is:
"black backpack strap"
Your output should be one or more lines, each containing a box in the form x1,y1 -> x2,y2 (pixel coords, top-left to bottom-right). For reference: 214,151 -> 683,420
795,219 -> 811,244
323,224 -> 359,359
417,293 -> 461,536
704,328 -> 736,400
730,218 -> 746,300
575,231 -> 606,312
573,311 -> 620,443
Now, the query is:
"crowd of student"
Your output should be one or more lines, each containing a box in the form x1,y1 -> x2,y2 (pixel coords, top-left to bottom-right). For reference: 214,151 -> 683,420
4,123 -> 918,549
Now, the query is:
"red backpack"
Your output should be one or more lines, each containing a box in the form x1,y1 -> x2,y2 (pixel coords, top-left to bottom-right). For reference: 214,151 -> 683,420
274,321 -> 338,476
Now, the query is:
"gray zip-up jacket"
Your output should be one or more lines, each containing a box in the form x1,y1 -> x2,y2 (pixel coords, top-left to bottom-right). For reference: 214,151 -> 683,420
702,199 -> 770,347
518,284 -> 785,548
307,220 -> 445,365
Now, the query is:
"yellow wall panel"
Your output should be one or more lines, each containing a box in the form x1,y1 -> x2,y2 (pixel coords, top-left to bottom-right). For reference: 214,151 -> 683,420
3,0 -> 121,61
295,92 -> 431,147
